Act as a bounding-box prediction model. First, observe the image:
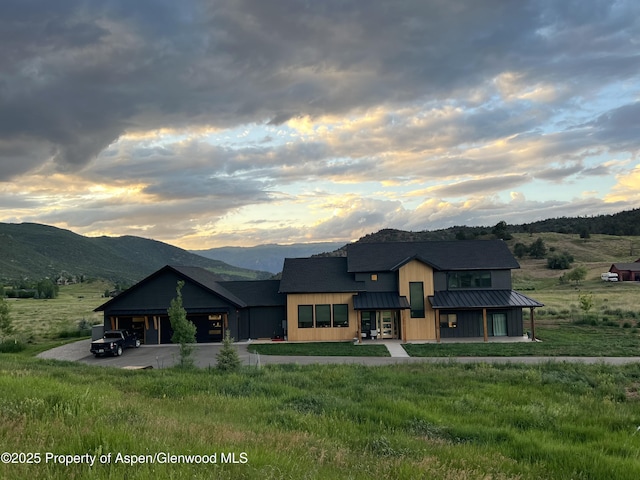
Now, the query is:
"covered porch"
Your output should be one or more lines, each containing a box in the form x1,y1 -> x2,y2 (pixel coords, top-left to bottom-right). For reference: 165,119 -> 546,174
353,291 -> 411,341
429,290 -> 544,342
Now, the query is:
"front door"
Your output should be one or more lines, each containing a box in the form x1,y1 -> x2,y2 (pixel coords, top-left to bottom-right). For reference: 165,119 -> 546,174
378,311 -> 396,339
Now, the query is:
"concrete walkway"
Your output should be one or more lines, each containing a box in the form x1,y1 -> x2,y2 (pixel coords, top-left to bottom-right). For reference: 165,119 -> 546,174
384,341 -> 410,358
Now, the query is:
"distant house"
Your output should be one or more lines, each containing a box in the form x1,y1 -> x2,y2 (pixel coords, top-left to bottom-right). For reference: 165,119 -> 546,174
609,260 -> 640,282
95,240 -> 543,344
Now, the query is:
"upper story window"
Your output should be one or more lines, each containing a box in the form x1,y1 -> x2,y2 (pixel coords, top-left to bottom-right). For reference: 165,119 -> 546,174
448,271 -> 491,289
409,282 -> 425,318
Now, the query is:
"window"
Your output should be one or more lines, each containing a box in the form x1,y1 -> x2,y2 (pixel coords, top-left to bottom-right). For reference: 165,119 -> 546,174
360,311 -> 372,333
491,313 -> 507,336
298,305 -> 313,328
333,304 -> 349,327
409,282 -> 425,318
448,271 -> 491,289
440,313 -> 457,328
371,274 -> 378,281
315,304 -> 331,328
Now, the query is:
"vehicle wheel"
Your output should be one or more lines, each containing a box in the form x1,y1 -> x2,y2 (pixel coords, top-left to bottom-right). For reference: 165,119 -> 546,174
116,346 -> 123,356
94,354 -> 100,358
135,339 -> 141,348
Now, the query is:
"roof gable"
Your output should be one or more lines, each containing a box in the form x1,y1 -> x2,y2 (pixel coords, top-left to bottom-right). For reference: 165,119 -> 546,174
96,265 -> 246,312
347,240 -> 519,272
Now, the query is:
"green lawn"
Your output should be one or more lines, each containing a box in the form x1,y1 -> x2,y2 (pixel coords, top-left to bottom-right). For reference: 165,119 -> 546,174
405,319 -> 640,357
249,341 -> 390,357
246,320 -> 640,358
1,354 -> 640,479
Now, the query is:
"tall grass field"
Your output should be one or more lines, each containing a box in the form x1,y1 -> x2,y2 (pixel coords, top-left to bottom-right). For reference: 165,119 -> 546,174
1,355 -> 640,479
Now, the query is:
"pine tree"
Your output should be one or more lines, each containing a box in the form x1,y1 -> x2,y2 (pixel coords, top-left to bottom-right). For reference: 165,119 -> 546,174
216,330 -> 241,372
168,281 -> 197,368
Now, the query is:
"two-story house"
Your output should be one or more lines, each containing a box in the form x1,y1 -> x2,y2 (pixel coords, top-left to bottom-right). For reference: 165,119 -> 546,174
280,240 -> 543,342
96,240 -> 542,344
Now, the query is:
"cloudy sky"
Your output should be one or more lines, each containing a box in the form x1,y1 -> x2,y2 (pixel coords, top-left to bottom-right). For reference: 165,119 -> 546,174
1,0 -> 639,249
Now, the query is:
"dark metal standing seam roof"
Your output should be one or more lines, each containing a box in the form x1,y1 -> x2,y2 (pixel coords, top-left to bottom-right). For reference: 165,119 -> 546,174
353,292 -> 411,310
346,240 -> 520,272
429,290 -> 544,309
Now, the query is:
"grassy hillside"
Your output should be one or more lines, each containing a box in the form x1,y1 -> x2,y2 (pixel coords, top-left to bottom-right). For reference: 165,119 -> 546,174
0,223 -> 271,284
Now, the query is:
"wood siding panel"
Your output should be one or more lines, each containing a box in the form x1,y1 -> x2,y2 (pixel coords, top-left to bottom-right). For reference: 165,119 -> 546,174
398,261 -> 436,340
287,293 -> 358,341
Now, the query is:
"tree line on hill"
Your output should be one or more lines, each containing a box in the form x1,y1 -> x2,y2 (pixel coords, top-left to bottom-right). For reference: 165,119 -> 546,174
2,278 -> 60,299
348,208 -> 640,245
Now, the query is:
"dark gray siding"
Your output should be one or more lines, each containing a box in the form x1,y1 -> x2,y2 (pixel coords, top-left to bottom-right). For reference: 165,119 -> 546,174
103,270 -> 234,313
145,322 -> 159,344
239,306 -> 286,339
354,272 -> 397,292
434,272 -> 447,291
491,270 -> 512,289
440,311 -> 483,338
439,308 -> 523,338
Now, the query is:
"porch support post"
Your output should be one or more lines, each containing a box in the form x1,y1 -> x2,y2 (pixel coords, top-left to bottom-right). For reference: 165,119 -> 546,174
401,310 -> 407,343
482,308 -> 488,342
110,317 -> 116,330
435,309 -> 441,343
357,310 -> 362,344
530,307 -> 536,341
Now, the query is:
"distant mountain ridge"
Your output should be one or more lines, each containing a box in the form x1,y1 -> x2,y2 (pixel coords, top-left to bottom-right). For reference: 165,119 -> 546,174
191,242 -> 345,274
0,223 -> 271,284
2,208 -> 638,283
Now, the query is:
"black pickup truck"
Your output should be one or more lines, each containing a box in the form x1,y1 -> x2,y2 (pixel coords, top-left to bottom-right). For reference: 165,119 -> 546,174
90,330 -> 141,357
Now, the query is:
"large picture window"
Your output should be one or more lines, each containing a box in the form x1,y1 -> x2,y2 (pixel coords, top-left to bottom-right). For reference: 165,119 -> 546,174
448,271 -> 491,289
315,304 -> 331,328
409,282 -> 425,318
333,304 -> 349,327
298,305 -> 314,328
